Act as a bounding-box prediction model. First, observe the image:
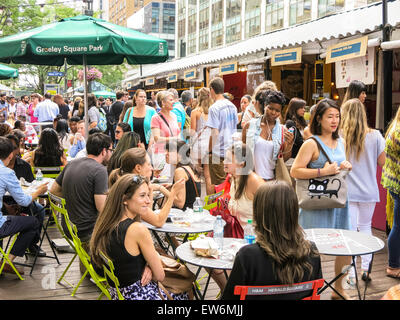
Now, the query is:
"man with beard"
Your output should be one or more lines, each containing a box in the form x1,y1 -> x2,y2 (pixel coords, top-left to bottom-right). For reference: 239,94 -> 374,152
49,132 -> 112,273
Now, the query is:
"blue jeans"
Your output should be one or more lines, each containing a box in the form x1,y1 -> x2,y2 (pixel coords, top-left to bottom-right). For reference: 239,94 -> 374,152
388,191 -> 400,268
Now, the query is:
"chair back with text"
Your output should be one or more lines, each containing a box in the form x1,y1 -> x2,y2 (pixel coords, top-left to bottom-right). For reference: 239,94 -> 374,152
32,166 -> 64,179
234,279 -> 325,300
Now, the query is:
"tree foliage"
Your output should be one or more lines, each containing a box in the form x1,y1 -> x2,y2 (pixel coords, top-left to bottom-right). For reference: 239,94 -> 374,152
1,0 -> 127,94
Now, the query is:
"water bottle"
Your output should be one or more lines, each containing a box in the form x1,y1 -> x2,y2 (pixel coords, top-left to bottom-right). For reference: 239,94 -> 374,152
244,219 -> 256,244
213,215 -> 225,251
193,197 -> 204,213
36,169 -> 43,181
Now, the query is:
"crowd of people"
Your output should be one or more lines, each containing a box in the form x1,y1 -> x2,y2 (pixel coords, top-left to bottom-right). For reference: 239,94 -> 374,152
0,76 -> 399,300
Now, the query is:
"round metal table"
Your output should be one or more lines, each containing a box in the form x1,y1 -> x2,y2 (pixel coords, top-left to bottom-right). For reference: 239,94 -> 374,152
304,228 -> 385,300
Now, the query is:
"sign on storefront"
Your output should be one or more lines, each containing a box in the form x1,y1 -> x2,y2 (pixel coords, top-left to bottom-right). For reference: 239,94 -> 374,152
271,47 -> 302,66
326,36 -> 368,64
145,77 -> 155,86
167,73 -> 178,83
246,64 -> 265,96
184,69 -> 197,81
219,61 -> 237,76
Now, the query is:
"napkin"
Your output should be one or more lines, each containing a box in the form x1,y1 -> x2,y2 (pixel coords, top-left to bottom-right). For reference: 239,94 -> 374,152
190,235 -> 219,258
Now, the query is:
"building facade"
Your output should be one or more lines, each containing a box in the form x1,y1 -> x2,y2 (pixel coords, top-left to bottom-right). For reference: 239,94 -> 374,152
126,1 -> 176,59
176,0 -> 380,58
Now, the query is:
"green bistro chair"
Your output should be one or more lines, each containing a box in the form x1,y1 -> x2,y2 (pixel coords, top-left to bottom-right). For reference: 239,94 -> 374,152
47,192 -> 78,288
99,251 -> 124,300
0,233 -> 24,280
69,223 -> 110,300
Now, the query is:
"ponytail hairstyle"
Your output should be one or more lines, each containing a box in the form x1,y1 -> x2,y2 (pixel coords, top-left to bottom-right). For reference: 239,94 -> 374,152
108,147 -> 148,187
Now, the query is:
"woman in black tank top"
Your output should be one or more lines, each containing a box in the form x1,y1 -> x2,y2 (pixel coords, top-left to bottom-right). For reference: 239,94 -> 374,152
165,140 -> 202,210
90,174 -> 189,300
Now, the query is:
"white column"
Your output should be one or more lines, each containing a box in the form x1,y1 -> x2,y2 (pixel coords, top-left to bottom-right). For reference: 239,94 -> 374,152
261,0 -> 266,34
311,0 -> 318,20
196,0 -> 200,54
223,0 -> 227,47
283,0 -> 290,28
185,0 -> 189,56
241,0 -> 246,40
209,1 -> 212,49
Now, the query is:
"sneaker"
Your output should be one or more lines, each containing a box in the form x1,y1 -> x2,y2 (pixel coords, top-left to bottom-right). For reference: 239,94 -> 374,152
361,271 -> 372,282
27,244 -> 47,257
346,275 -> 357,288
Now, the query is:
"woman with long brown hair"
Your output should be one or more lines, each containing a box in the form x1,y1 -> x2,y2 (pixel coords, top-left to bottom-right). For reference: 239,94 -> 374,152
284,97 -> 307,158
223,142 -> 265,229
90,174 -> 188,300
108,148 -> 184,228
222,181 -> 322,300
341,98 -> 386,284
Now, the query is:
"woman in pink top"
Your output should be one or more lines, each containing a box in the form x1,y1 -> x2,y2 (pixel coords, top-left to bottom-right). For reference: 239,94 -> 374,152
27,93 -> 40,123
151,91 -> 180,177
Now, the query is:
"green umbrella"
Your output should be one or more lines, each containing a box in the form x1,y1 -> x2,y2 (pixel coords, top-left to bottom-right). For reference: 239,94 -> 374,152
0,15 -> 168,134
0,64 -> 18,80
93,90 -> 116,99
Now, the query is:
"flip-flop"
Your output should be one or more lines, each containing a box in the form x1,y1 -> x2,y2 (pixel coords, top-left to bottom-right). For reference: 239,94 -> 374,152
386,268 -> 400,279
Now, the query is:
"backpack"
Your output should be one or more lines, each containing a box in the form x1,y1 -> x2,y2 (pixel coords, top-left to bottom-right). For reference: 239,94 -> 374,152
97,107 -> 107,132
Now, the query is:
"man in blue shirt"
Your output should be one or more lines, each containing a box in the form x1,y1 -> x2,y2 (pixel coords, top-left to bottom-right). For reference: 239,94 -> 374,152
0,137 -> 48,274
33,92 -> 59,125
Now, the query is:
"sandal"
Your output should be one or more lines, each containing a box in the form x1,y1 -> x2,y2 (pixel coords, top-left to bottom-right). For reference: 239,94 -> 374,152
386,267 -> 400,279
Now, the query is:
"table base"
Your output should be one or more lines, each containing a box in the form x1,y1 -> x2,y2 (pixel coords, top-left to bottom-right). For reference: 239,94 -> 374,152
318,255 -> 374,300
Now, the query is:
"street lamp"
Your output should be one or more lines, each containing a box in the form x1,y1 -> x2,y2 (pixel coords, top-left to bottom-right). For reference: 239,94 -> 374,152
0,6 -> 13,30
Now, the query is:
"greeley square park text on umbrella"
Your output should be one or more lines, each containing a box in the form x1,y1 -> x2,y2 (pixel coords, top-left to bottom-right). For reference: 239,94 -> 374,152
0,15 -> 169,134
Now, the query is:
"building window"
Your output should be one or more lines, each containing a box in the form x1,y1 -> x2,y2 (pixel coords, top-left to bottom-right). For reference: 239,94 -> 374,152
199,0 -> 209,51
211,0 -> 224,47
265,0 -> 284,32
226,0 -> 241,44
289,0 -> 311,25
188,0 -> 197,54
245,0 -> 261,39
163,3 -> 175,34
318,0 -> 344,18
151,5 -> 160,33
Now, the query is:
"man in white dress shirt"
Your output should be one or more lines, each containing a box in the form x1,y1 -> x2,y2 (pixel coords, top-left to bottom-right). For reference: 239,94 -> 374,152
33,92 -> 59,128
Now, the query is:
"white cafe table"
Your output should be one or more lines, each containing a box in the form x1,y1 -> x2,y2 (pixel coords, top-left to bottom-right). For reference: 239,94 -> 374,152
176,237 -> 246,300
142,209 -> 215,256
304,228 -> 385,300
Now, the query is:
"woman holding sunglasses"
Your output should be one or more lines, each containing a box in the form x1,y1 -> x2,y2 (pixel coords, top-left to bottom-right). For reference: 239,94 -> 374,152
242,90 -> 294,181
90,174 -> 189,300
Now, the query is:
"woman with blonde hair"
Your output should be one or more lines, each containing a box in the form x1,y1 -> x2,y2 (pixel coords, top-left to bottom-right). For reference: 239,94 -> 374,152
90,174 -> 188,300
381,106 -> 400,279
190,87 -> 213,193
222,181 -> 322,300
150,91 -> 180,178
341,98 -> 386,285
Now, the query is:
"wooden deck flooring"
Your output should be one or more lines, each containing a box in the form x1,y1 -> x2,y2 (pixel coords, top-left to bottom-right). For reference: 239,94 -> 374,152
1,221 -> 399,301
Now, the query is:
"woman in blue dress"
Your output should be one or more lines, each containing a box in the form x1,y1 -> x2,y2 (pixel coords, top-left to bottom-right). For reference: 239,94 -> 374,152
291,99 -> 352,300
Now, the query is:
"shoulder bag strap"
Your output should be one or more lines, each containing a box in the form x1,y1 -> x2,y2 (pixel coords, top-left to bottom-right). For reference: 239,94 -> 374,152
181,166 -> 200,198
159,113 -> 174,136
309,136 -> 333,164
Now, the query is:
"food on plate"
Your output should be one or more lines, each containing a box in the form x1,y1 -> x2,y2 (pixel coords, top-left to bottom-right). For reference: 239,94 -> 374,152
190,235 -> 219,258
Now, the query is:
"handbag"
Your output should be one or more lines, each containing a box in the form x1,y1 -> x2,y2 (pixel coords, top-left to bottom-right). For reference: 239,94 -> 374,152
213,197 -> 244,239
295,137 -> 349,210
157,254 -> 196,300
275,126 -> 293,186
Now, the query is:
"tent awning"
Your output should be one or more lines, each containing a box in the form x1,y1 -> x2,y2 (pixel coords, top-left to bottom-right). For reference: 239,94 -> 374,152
137,0 -> 400,80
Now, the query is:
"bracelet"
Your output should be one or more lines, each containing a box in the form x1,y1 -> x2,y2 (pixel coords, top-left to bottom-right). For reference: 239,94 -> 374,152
317,168 -> 321,177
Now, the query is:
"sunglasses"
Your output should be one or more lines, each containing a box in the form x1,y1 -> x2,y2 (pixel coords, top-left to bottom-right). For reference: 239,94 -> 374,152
115,130 -> 122,134
132,175 -> 144,184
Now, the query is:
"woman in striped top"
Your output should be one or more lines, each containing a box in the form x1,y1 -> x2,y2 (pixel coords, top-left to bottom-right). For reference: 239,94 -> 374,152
382,106 -> 400,278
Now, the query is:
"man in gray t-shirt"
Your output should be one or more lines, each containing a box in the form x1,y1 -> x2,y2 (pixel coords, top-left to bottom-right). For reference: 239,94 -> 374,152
50,133 -> 113,241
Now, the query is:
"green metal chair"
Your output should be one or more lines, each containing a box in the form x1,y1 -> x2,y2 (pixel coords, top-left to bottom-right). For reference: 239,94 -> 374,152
47,192 -> 78,288
99,251 -> 124,300
69,223 -> 110,299
0,233 -> 24,280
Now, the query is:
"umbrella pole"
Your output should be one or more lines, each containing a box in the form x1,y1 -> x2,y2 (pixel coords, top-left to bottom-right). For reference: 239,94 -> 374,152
83,55 -> 89,138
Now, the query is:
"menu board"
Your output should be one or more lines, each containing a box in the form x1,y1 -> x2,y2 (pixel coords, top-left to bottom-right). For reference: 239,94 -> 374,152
335,47 -> 375,88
